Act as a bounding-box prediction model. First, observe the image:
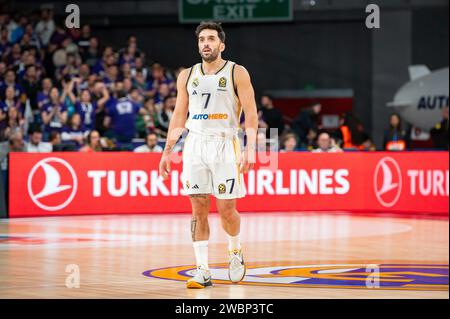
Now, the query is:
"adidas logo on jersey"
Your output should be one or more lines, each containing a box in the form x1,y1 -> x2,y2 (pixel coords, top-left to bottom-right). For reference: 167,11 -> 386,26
192,90 -> 197,95
192,184 -> 200,189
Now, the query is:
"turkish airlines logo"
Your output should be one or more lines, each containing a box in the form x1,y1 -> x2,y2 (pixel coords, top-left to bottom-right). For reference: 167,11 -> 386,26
373,157 -> 402,207
27,157 -> 78,211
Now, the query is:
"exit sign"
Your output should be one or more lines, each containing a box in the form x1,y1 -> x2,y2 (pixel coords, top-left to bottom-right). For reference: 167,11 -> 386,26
179,0 -> 293,23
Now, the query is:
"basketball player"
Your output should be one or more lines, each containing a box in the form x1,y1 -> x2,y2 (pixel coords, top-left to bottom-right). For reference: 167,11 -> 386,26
159,21 -> 258,289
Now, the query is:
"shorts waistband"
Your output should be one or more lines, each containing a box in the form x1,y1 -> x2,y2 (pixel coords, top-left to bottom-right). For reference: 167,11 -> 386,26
187,130 -> 238,140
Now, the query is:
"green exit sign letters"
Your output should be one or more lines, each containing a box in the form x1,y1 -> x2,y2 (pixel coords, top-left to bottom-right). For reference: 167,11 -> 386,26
179,0 -> 293,23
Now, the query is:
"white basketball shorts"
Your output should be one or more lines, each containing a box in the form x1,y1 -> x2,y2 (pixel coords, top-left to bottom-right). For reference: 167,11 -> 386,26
182,131 -> 246,199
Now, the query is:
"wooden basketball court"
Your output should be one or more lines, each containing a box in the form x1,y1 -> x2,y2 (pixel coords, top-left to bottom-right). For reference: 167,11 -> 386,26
0,212 -> 448,298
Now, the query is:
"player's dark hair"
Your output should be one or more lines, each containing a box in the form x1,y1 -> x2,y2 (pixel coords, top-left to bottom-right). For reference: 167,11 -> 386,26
195,21 -> 226,43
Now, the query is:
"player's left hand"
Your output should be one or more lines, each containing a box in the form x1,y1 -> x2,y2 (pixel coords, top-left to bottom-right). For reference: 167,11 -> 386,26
240,147 -> 255,173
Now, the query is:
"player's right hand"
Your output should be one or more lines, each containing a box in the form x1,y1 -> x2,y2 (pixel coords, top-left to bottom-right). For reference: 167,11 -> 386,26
159,152 -> 171,180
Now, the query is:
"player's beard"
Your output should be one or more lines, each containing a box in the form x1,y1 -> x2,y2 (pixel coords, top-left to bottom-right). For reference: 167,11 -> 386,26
200,47 -> 219,63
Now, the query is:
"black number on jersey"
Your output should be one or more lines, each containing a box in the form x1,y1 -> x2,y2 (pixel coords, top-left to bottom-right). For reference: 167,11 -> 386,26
226,178 -> 235,194
202,93 -> 211,109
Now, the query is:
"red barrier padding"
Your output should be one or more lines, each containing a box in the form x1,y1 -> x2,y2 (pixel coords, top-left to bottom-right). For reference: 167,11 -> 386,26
8,152 -> 448,217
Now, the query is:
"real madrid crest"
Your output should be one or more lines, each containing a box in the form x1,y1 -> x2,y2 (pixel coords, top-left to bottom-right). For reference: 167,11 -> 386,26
192,78 -> 199,88
218,77 -> 227,88
218,183 -> 226,194
185,181 -> 190,189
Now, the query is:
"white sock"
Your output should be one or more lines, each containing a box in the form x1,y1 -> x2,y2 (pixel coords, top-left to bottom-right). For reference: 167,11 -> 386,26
193,241 -> 209,270
227,234 -> 241,251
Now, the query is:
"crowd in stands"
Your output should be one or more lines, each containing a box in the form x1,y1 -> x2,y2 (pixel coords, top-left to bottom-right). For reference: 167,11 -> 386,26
0,8 -> 448,160
0,8 -> 181,157
265,96 -> 448,153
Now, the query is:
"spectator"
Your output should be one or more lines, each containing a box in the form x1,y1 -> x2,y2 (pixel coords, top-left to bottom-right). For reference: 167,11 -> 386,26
430,105 -> 449,150
37,77 -> 53,109
92,48 -> 114,76
5,14 -> 18,41
280,133 -> 299,152
129,86 -> 144,106
61,52 -> 82,79
0,86 -> 23,123
4,43 -> 22,68
86,73 -> 98,92
74,87 -> 109,130
156,95 -> 176,136
137,98 -> 159,137
104,89 -> 143,143
49,131 -> 65,151
1,106 -> 25,141
359,134 -> 377,151
20,64 -> 41,111
133,69 -> 150,98
83,36 -> 100,68
80,130 -> 102,152
122,63 -> 133,81
91,81 -> 109,135
148,63 -> 174,98
103,64 -> 119,87
9,130 -> 26,152
0,27 -> 9,57
34,8 -> 55,47
26,126 -> 52,152
22,23 -> 41,50
301,128 -> 318,151
41,87 -> 68,135
383,113 -> 410,151
9,15 -> 27,44
119,42 -> 139,67
119,35 -> 142,57
291,102 -> 321,148
0,62 -> 6,82
312,131 -> 343,153
338,112 -> 367,149
259,94 -> 284,138
0,69 -> 23,99
0,130 -> 25,172
76,25 -> 91,53
131,56 -> 148,80
154,82 -> 171,105
49,24 -> 69,48
76,63 -> 91,90
61,113 -> 86,146
123,78 -> 133,93
134,133 -> 163,153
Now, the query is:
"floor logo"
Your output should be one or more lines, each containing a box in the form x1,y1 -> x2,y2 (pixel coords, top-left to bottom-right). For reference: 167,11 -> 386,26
143,263 -> 448,290
374,157 -> 402,207
27,157 -> 78,211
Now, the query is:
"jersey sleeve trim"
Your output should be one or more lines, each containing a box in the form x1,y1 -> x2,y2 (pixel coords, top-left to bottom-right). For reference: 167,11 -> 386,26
231,63 -> 239,98
185,66 -> 194,90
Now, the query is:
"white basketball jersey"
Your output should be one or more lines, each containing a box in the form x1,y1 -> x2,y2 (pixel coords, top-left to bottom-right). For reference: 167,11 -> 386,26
185,60 -> 241,136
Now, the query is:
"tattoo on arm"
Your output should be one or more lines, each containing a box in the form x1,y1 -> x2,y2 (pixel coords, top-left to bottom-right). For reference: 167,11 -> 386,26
191,217 -> 197,241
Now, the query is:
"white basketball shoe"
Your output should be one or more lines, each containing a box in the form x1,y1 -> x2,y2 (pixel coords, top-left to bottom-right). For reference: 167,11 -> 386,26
228,249 -> 246,283
186,265 -> 213,289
